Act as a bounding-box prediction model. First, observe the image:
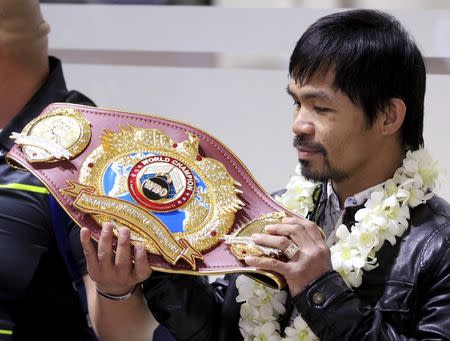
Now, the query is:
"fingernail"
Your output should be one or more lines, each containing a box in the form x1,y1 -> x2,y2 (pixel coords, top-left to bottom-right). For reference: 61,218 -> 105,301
265,225 -> 273,231
119,227 -> 129,236
103,224 -> 112,233
244,256 -> 256,264
135,243 -> 145,253
251,233 -> 260,240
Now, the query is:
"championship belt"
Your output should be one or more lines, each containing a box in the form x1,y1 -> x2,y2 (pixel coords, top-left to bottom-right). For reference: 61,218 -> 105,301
7,103 -> 298,289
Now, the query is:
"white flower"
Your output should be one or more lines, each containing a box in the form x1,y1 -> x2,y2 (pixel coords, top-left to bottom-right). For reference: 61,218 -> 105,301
236,275 -> 257,302
271,290 -> 288,315
260,303 -> 277,321
241,302 -> 259,321
345,269 -> 363,287
284,316 -> 318,341
331,243 -> 366,273
407,149 -> 439,191
239,315 -> 257,339
403,157 -> 418,175
406,186 -> 429,207
351,225 -> 380,255
237,148 -> 438,340
276,174 -> 317,216
253,321 -> 279,341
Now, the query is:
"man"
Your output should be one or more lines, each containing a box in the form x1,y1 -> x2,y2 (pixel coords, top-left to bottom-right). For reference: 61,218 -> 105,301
81,9 -> 450,340
0,1 -> 97,339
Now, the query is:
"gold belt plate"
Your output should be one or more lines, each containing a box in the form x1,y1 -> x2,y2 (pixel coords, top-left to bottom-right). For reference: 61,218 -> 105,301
72,126 -> 244,265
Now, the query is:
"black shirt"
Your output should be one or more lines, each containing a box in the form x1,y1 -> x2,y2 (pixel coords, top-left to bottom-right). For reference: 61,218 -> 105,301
0,57 -> 96,340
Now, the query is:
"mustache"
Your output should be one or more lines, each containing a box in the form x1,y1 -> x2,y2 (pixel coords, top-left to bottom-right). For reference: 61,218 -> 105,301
293,135 -> 326,154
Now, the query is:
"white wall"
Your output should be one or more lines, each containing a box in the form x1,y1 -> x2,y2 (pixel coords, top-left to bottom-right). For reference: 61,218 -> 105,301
42,5 -> 450,200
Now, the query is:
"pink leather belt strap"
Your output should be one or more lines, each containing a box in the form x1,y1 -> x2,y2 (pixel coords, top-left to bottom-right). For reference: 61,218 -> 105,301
7,103 -> 292,288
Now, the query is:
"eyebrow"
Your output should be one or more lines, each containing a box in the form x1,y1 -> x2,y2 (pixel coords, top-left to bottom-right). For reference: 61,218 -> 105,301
286,86 -> 334,102
286,86 -> 297,98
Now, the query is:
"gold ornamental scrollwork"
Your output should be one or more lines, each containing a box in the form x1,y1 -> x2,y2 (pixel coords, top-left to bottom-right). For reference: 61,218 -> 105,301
224,212 -> 287,260
11,108 -> 91,162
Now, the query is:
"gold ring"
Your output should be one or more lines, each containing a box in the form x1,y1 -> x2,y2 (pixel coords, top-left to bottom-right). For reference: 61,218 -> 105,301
284,242 -> 300,259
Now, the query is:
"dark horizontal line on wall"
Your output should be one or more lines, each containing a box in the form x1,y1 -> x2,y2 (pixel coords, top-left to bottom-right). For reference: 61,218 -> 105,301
50,48 -> 450,74
41,0 -> 211,4
50,49 -> 218,68
426,58 -> 450,75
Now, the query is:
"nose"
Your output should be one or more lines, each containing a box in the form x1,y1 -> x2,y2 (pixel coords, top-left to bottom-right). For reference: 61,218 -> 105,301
292,107 -> 315,137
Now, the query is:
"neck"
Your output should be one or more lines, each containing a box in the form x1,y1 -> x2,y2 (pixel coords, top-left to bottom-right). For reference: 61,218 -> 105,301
332,143 -> 405,207
0,59 -> 49,129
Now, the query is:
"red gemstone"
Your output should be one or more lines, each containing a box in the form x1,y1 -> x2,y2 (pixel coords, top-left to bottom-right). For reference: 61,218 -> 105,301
88,163 -> 94,168
172,143 -> 178,148
241,250 -> 247,254
210,230 -> 217,237
196,155 -> 202,161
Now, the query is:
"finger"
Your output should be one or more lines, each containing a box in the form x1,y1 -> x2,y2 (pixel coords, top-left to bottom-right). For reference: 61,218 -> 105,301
251,233 -> 292,251
265,223 -> 314,249
304,221 -> 326,242
133,243 -> 152,282
80,228 -> 100,278
265,223 -> 300,237
282,216 -> 308,224
282,216 -> 325,242
114,227 -> 132,273
265,223 -> 306,243
244,256 -> 290,276
97,222 -> 114,268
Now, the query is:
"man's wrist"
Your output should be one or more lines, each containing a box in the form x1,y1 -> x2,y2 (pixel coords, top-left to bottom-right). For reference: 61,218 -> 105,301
96,284 -> 139,301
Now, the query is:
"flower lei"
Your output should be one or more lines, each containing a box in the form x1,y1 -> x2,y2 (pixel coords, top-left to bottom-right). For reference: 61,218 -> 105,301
236,149 -> 439,341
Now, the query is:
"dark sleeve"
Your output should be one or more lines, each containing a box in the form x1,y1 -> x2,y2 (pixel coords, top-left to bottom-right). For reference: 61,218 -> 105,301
68,219 -> 87,275
63,80 -> 95,277
294,246 -> 450,341
65,90 -> 95,107
143,273 -> 228,341
0,177 -> 52,322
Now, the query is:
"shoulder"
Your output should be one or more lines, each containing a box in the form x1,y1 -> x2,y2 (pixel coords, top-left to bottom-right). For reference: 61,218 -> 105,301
0,155 -> 49,193
410,195 -> 450,237
407,195 -> 450,269
0,155 -> 51,227
0,155 -> 49,190
425,195 -> 450,219
64,90 -> 95,107
271,188 -> 286,197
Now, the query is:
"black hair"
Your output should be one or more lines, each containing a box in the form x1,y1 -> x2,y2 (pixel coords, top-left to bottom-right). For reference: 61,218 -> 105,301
289,9 -> 425,150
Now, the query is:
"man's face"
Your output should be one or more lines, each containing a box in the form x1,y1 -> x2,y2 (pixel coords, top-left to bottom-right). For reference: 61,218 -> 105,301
288,72 -> 382,183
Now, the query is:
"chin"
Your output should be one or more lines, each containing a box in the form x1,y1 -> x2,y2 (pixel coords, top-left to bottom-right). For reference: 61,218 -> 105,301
299,160 -> 348,183
299,161 -> 328,182
300,160 -> 348,183
302,170 -> 329,182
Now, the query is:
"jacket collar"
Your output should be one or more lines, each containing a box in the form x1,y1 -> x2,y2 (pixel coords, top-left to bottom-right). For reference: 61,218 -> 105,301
0,56 -> 68,152
313,181 -> 368,230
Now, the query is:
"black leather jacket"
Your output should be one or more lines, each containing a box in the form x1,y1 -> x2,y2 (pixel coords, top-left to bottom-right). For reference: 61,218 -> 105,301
144,191 -> 450,340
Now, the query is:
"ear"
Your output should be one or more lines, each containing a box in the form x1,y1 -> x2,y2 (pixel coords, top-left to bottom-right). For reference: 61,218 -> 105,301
379,98 -> 406,136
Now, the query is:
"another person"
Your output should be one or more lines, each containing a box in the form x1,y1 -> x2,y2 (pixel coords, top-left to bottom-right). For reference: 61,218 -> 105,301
82,9 -> 450,340
0,1 -> 97,339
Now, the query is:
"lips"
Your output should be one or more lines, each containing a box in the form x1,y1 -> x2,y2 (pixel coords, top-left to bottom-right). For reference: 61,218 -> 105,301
297,147 -> 323,159
298,146 -> 321,153
293,135 -> 326,160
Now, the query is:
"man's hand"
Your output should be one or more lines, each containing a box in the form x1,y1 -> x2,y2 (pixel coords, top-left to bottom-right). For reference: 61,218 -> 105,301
80,222 -> 152,296
245,216 -> 332,297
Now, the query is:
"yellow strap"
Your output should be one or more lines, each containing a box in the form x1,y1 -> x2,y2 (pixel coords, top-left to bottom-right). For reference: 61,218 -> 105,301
0,183 -> 49,194
0,329 -> 13,335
